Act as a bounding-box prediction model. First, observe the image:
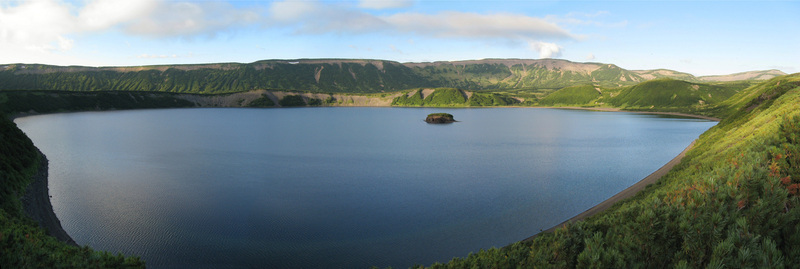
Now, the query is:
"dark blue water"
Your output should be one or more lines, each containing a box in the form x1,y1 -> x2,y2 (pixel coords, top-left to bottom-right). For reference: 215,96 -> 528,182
16,108 -> 715,268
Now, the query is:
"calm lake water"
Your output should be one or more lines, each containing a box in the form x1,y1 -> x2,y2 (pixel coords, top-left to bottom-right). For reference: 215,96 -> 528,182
16,108 -> 715,268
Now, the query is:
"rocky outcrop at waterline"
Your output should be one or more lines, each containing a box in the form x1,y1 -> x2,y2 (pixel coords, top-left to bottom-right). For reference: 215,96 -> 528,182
425,113 -> 456,124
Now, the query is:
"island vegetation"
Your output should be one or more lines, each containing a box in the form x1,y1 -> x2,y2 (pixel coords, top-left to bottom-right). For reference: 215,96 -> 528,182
425,113 -> 456,123
0,58 -> 797,268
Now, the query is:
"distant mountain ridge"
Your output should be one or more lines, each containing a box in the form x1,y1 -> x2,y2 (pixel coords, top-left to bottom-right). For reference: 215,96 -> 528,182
0,59 -> 786,94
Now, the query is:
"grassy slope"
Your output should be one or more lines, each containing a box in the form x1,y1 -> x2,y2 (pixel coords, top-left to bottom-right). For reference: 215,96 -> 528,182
391,88 -> 523,107
604,78 -> 733,110
1,70 -> 796,267
0,60 -> 665,95
537,85 -> 600,106
0,61 -> 431,94
392,88 -> 469,107
424,74 -> 800,268
0,114 -> 145,268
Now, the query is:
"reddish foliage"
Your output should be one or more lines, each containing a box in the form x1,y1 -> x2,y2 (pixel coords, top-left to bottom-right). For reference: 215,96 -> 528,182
737,200 -> 747,210
769,161 -> 781,177
781,176 -> 792,186
789,184 -> 800,195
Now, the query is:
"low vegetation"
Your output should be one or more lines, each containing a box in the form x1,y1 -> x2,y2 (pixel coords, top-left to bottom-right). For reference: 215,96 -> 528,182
2,60 -> 780,95
419,74 -> 800,268
537,84 -> 600,106
246,94 -> 275,107
468,92 -> 520,106
278,95 -> 307,107
392,88 -> 469,107
425,113 -> 456,123
606,78 -> 739,113
0,58 -> 796,268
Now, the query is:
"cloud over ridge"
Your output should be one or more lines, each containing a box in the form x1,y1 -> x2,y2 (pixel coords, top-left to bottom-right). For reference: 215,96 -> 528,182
1,0 -> 577,63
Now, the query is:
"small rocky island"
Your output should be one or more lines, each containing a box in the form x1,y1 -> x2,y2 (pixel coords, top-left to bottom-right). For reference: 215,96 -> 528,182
425,113 -> 456,124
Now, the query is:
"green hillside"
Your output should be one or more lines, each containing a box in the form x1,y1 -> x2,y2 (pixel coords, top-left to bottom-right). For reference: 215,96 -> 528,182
392,88 -> 469,107
1,56 -> 797,267
391,88 -> 523,107
605,78 -> 740,114
423,73 -> 800,268
0,60 -> 430,94
4,59 -> 772,95
537,85 -> 601,106
468,92 -> 521,106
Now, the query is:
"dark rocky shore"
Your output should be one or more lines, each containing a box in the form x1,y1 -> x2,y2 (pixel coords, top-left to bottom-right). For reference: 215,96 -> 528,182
425,113 -> 456,123
21,151 -> 77,246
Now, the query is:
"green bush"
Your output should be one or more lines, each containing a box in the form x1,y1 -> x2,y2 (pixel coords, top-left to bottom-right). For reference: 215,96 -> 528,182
278,95 -> 306,107
247,94 -> 275,107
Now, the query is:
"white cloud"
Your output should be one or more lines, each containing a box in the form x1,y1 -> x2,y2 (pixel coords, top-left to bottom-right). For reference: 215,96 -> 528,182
267,0 -> 388,34
385,12 -> 574,40
269,0 -> 318,22
586,53 -> 596,60
78,0 -> 159,31
124,1 -> 260,38
529,41 -> 562,58
0,0 -> 260,55
1,0 -> 76,53
358,0 -> 414,9
265,2 -> 576,48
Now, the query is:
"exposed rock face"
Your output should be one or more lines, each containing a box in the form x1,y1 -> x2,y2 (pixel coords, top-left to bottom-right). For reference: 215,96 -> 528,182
425,113 -> 456,124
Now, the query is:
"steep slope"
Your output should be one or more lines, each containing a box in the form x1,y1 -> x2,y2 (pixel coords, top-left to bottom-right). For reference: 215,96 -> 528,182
0,60 -> 431,94
537,84 -> 601,106
606,78 -> 739,112
391,88 -> 469,107
5,59 -> 776,94
427,73 -> 800,268
406,59 -> 646,89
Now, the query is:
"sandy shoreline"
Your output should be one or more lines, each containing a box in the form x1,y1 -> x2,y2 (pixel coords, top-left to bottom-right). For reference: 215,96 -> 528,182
522,140 -> 696,241
21,150 -> 77,246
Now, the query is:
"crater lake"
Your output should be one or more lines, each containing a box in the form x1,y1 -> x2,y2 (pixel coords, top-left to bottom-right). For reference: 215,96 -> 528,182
16,107 -> 716,268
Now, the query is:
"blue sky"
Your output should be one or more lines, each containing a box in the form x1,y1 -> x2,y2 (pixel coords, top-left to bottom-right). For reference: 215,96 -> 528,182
1,0 -> 798,76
